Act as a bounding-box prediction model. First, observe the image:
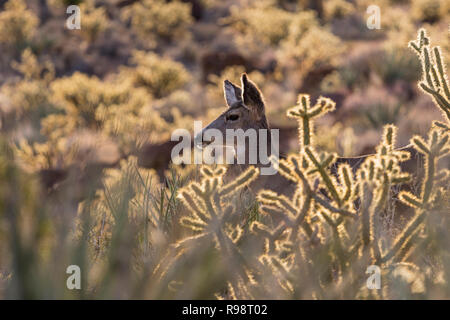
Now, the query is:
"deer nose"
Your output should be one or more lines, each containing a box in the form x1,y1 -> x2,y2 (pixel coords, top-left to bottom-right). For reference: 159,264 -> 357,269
194,131 -> 214,149
194,132 -> 205,149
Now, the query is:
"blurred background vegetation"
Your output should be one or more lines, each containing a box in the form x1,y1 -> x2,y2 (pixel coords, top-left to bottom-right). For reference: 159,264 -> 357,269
0,0 -> 449,299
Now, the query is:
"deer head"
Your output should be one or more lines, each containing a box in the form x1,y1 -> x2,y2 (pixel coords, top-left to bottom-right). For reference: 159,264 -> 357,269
194,74 -> 278,175
195,73 -> 269,148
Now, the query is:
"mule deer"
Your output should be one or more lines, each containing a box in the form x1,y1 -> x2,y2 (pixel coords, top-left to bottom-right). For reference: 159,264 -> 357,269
195,73 -> 424,196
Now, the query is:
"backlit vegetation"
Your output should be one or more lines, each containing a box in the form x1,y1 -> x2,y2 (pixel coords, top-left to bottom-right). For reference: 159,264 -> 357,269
0,0 -> 449,299
121,0 -> 193,46
0,0 -> 38,50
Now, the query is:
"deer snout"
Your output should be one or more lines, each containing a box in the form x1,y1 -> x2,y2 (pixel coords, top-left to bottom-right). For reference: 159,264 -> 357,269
194,132 -> 203,148
194,131 -> 215,149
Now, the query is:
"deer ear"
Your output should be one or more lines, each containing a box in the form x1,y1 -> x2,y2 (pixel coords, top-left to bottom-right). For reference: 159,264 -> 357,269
241,73 -> 264,115
223,80 -> 242,107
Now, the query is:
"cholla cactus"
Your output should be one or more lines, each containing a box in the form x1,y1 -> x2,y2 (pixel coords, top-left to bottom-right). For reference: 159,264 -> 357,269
409,28 -> 450,126
387,128 -> 450,262
178,165 -> 259,245
287,94 -> 336,149
255,118 -> 414,298
155,165 -> 260,298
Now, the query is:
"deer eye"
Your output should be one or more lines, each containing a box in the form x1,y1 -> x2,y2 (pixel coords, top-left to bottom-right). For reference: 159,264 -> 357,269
227,114 -> 239,121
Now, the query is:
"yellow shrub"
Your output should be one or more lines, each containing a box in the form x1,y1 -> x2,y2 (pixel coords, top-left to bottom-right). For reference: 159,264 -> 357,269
0,0 -> 38,48
126,51 -> 190,99
79,0 -> 109,42
122,0 -> 193,45
324,0 -> 355,20
224,3 -> 294,48
412,0 -> 449,23
280,25 -> 344,77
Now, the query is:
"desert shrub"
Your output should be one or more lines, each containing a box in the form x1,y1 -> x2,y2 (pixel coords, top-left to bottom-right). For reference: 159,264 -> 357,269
14,129 -> 120,172
12,71 -> 160,170
320,71 -> 346,92
354,0 -> 390,10
48,72 -> 172,150
279,22 -> 344,78
11,48 -> 54,82
5,50 -> 54,109
363,102 -> 404,129
322,47 -> 420,92
79,0 -> 109,43
11,47 -> 197,171
49,73 -> 147,132
0,0 -> 38,50
224,2 -> 294,50
323,0 -> 355,20
125,51 -> 191,99
271,9 -> 343,82
48,0 -> 84,6
122,0 -> 193,46
282,9 -> 319,40
411,0 -> 449,23
371,49 -> 421,85
1,81 -> 54,134
0,49 -> 55,138
225,4 -> 342,79
389,0 -> 409,3
14,56 -> 192,170
382,7 -> 417,51
328,63 -> 370,90
154,90 -> 198,118
342,85 -> 407,130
